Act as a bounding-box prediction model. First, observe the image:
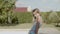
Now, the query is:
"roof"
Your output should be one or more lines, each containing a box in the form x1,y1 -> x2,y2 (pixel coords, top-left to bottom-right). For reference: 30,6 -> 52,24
15,7 -> 27,12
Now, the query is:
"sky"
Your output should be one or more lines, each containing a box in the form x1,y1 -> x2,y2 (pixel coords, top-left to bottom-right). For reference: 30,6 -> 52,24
15,0 -> 60,12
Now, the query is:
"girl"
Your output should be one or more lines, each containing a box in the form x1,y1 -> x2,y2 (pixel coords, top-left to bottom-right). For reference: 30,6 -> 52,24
29,8 -> 43,34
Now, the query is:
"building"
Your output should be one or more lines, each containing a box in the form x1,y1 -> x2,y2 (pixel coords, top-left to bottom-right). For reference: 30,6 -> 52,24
15,6 -> 31,12
15,0 -> 32,12
15,7 -> 27,12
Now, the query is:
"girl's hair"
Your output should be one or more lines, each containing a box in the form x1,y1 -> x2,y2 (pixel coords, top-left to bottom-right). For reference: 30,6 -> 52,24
32,8 -> 40,13
32,8 -> 41,16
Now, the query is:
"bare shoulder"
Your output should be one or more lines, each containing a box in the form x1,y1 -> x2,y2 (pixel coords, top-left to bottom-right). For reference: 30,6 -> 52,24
36,13 -> 40,16
36,13 -> 40,17
36,13 -> 42,19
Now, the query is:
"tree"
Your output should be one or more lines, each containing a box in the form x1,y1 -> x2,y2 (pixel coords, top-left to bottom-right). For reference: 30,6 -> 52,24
0,0 -> 16,24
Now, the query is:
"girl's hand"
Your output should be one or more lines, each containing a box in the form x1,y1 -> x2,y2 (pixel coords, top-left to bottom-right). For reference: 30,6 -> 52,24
36,14 -> 40,23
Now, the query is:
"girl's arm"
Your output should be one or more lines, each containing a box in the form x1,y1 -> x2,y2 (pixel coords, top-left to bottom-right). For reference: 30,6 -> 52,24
36,14 -> 40,23
35,14 -> 40,34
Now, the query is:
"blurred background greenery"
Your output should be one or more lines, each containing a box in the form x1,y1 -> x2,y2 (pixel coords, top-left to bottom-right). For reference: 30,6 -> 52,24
0,0 -> 60,28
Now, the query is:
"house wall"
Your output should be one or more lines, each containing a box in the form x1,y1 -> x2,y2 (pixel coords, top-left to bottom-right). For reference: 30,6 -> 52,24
15,7 -> 27,12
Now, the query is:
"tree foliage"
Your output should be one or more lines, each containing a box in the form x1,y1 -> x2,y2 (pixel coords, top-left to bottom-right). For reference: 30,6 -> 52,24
0,0 -> 19,25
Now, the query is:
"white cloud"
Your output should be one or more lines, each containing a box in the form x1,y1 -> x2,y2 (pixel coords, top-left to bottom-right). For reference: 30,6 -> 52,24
41,0 -> 60,3
15,1 -> 28,7
41,0 -> 47,3
53,0 -> 59,2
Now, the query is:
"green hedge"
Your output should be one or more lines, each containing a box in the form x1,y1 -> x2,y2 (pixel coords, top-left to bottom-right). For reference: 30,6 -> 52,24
15,12 -> 60,24
0,11 -> 19,25
15,12 -> 33,23
0,11 -> 60,25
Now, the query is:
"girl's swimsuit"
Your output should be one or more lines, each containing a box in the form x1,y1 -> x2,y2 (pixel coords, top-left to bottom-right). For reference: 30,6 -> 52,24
29,22 -> 40,34
29,15 -> 42,34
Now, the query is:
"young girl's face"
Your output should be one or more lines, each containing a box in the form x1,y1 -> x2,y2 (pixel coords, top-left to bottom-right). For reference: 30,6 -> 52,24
33,10 -> 38,15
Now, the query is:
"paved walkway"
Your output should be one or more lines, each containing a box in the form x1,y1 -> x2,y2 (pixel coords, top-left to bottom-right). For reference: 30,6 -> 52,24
0,27 -> 60,34
38,27 -> 60,34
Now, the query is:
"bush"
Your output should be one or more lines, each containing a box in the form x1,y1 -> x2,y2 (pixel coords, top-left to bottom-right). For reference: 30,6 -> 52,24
15,12 -> 33,23
0,15 -> 6,24
0,11 -> 19,25
0,11 -> 60,26
11,16 -> 19,24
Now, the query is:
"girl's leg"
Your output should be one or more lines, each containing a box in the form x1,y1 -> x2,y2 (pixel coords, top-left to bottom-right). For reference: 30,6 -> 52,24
29,31 -> 35,34
29,24 -> 36,34
35,23 -> 40,34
